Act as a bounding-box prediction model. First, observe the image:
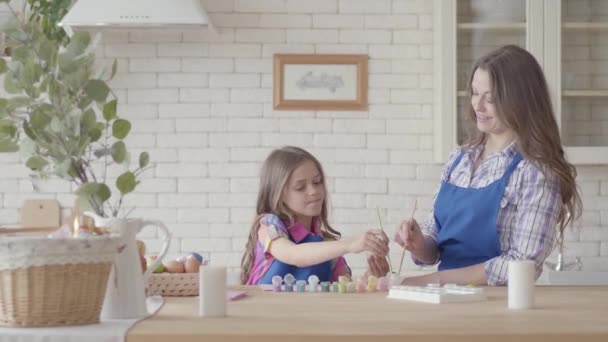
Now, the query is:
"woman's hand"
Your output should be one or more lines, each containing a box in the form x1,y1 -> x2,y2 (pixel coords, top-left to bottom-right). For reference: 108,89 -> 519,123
348,229 -> 389,256
394,218 -> 425,255
366,254 -> 389,277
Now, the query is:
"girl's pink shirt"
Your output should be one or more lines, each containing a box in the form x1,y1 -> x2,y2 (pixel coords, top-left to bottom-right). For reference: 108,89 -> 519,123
246,213 -> 351,285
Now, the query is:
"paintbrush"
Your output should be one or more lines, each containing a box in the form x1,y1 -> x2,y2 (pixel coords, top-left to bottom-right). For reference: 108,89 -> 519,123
398,199 -> 417,275
376,207 -> 393,274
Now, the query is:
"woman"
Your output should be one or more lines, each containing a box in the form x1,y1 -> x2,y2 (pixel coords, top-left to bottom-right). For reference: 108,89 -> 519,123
370,45 -> 582,286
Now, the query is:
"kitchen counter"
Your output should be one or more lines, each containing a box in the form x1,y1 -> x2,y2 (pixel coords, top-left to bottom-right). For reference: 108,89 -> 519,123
127,286 -> 608,342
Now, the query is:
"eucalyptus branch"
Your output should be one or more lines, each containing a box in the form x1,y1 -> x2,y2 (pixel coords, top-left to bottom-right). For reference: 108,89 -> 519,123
7,4 -> 46,75
113,194 -> 125,217
134,165 -> 153,177
1,1 -> 148,219
102,121 -> 109,184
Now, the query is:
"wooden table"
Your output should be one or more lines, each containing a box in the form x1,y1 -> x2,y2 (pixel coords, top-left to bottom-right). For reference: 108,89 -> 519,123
127,286 -> 608,342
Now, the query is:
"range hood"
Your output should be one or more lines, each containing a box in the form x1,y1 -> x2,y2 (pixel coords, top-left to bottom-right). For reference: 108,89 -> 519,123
58,0 -> 212,30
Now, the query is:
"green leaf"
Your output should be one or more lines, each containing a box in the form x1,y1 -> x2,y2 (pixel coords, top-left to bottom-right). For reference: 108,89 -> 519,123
58,53 -> 79,73
26,156 -> 48,170
23,121 -> 36,140
77,96 -> 93,110
0,119 -> 18,148
84,79 -> 110,102
30,109 -> 52,129
110,59 -> 118,79
77,136 -> 90,156
80,108 -> 96,132
0,119 -> 17,137
96,183 -> 112,202
75,183 -> 111,208
65,31 -> 90,58
103,99 -> 117,121
94,147 -> 112,158
12,46 -> 33,64
4,74 -> 21,94
54,159 -> 72,179
116,171 -> 136,194
112,119 -> 131,139
22,60 -> 42,87
38,39 -> 57,64
8,97 -> 32,110
139,152 -> 150,168
89,126 -> 102,142
111,141 -> 126,163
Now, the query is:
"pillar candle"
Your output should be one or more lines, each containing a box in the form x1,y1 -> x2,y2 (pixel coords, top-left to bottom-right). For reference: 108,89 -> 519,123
508,260 -> 535,310
199,266 -> 227,317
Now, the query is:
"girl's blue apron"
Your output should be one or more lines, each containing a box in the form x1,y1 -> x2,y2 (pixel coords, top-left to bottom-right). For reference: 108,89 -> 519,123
434,150 -> 522,270
258,233 -> 332,284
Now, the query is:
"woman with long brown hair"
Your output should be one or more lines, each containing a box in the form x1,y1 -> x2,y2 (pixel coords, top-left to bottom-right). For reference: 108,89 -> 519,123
384,45 -> 582,286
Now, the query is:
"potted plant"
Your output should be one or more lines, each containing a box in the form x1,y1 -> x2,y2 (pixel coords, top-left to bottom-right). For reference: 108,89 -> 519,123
0,0 -> 150,218
0,0 -> 157,327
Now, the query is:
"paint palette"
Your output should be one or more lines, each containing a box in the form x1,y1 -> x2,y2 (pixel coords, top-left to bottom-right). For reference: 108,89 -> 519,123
387,284 -> 487,304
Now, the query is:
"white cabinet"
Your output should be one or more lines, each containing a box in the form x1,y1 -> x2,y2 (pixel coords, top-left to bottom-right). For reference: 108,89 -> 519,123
434,0 -> 608,164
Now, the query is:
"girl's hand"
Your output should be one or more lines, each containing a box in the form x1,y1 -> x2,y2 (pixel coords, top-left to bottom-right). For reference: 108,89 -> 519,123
366,254 -> 389,277
348,229 -> 389,256
394,218 -> 425,255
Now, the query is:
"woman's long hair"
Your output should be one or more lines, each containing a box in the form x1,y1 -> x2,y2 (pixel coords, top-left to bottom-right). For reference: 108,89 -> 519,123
462,45 -> 582,236
240,146 -> 341,284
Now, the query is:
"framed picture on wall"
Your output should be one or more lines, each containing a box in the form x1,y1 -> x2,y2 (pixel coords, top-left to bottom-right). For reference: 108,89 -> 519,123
273,54 -> 368,111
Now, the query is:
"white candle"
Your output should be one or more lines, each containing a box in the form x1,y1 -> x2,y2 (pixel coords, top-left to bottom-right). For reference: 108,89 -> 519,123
508,260 -> 535,310
199,266 -> 227,317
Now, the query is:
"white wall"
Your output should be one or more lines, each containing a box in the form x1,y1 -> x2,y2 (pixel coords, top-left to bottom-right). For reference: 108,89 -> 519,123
1,0 -> 607,275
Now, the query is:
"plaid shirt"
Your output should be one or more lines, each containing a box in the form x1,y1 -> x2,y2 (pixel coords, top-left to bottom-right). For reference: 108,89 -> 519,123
419,143 -> 561,285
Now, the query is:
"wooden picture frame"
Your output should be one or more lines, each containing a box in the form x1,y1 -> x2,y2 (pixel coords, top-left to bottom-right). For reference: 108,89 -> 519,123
273,54 -> 368,111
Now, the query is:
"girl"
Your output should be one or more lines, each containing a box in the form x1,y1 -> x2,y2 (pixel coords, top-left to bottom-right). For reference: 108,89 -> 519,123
241,146 -> 389,285
391,45 -> 583,286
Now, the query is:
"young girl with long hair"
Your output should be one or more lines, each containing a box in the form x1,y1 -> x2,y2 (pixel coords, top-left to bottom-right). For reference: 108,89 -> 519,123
241,146 -> 389,285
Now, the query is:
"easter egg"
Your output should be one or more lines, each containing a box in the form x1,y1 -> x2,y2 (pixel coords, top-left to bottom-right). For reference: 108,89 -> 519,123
140,256 -> 147,273
136,240 -> 146,257
184,254 -> 202,273
189,252 -> 204,263
147,256 -> 165,273
164,259 -> 185,273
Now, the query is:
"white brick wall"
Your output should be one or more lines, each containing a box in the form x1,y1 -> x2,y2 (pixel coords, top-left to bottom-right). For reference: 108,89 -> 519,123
2,0 -> 607,276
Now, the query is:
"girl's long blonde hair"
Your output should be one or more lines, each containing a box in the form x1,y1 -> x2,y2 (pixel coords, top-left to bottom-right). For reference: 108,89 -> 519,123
240,146 -> 341,284
462,45 -> 582,235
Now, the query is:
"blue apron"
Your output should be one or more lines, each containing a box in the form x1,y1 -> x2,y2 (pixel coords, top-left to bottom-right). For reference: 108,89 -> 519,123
435,150 -> 522,270
258,233 -> 333,284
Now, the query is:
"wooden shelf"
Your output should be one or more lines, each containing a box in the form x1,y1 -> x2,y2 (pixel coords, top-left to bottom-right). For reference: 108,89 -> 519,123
562,22 -> 608,30
563,90 -> 608,97
457,22 -> 526,30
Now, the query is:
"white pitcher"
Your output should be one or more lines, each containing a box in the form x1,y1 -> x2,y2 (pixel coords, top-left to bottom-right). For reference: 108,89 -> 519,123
87,213 -> 171,319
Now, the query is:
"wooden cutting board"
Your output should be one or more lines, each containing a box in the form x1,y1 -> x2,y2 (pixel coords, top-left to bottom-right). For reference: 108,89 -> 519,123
20,199 -> 61,228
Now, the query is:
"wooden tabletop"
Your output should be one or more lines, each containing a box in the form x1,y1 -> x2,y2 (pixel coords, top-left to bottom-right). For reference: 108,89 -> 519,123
127,286 -> 608,342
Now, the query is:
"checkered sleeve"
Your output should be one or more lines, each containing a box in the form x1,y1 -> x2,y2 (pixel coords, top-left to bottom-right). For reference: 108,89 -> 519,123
257,214 -> 289,254
484,163 -> 561,285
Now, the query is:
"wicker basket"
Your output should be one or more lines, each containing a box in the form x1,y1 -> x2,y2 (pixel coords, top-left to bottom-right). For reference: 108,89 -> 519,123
147,273 -> 199,296
0,230 -> 120,327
